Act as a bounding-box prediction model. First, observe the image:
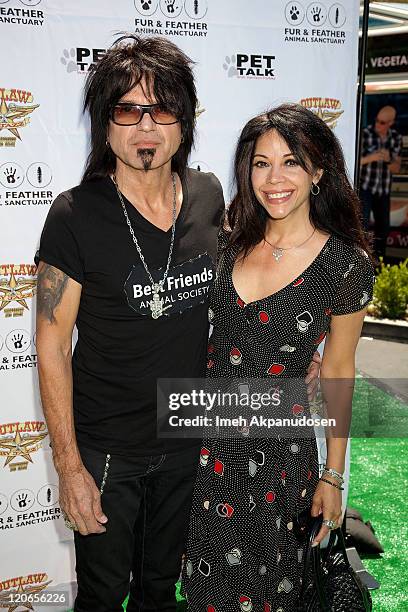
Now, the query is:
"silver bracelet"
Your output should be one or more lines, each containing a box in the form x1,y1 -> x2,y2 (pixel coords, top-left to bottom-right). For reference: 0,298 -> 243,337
323,466 -> 344,483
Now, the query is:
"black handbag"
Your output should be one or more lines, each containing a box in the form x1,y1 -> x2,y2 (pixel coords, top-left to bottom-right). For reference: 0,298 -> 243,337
295,511 -> 373,611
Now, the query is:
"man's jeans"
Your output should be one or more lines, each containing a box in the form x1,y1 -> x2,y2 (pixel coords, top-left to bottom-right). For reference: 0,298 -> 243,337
73,444 -> 200,612
360,188 -> 390,258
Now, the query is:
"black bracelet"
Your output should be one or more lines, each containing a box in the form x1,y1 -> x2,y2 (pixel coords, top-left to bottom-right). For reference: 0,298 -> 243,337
320,477 -> 344,490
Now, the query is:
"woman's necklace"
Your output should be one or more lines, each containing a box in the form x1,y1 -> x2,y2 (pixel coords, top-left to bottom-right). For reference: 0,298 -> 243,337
264,228 -> 316,262
112,173 -> 177,319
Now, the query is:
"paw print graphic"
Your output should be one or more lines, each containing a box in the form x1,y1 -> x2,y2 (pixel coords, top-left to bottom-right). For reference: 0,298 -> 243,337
223,56 -> 238,78
285,2 -> 305,26
61,48 -> 77,73
290,6 -> 300,21
135,0 -> 158,14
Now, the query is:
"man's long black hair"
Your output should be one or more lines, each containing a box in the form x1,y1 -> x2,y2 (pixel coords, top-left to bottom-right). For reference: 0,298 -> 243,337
82,34 -> 197,183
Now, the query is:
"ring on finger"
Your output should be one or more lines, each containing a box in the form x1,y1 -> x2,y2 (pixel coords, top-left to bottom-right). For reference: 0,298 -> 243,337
322,518 -> 337,530
64,517 -> 79,531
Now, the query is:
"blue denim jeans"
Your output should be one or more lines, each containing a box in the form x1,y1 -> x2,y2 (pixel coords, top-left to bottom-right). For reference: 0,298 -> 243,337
360,188 -> 390,258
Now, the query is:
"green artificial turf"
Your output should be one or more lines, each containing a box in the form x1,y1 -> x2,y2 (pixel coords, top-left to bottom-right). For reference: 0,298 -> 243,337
348,436 -> 408,611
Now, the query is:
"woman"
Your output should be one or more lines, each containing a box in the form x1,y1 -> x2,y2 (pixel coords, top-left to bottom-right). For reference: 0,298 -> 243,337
181,104 -> 375,611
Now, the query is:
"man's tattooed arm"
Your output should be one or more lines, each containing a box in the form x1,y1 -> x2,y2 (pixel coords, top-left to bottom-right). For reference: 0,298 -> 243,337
36,262 -> 69,323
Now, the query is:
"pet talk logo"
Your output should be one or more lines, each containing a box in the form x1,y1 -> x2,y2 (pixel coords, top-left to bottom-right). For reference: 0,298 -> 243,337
0,264 -> 37,319
0,421 -> 48,472
0,574 -> 52,608
223,54 -> 276,79
0,0 -> 45,27
300,97 -> 344,129
61,47 -> 106,74
0,88 -> 39,147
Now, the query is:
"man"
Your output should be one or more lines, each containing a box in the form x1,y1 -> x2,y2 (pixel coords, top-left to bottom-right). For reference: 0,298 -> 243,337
36,35 -> 320,611
360,105 -> 402,258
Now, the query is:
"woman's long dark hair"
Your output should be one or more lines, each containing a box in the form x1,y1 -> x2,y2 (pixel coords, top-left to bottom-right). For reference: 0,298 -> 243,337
226,103 -> 371,258
82,34 -> 197,183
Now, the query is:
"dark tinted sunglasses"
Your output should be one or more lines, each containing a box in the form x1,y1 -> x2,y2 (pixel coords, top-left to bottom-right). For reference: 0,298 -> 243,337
110,103 -> 179,126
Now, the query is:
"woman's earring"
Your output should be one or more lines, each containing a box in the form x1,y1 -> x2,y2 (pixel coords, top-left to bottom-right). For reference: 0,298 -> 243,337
311,182 -> 320,196
106,139 -> 110,148
180,134 -> 184,144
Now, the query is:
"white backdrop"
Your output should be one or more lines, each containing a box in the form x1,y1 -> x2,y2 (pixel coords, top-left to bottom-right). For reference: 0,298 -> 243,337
0,1 -> 359,608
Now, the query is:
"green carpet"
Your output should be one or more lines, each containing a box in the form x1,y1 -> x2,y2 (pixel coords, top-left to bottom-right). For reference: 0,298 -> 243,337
348,436 -> 408,611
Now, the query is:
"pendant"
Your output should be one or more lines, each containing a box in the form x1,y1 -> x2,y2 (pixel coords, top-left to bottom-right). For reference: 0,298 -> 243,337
272,248 -> 283,262
149,283 -> 172,319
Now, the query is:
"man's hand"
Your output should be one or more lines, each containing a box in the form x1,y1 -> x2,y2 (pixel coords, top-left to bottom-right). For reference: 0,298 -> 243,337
305,350 -> 321,401
370,149 -> 390,163
58,464 -> 108,536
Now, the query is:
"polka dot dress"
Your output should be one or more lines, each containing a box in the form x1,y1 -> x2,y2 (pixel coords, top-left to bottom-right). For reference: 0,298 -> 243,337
181,231 -> 374,612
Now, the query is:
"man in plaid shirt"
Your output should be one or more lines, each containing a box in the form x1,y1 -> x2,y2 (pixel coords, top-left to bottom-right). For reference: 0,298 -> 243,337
360,105 -> 402,258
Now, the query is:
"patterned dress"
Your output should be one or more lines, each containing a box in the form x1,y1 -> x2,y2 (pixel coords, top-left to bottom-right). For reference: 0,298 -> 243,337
182,231 -> 374,612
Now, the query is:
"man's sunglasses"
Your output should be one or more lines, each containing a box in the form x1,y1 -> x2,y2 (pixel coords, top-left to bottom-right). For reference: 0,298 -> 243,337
375,118 -> 389,125
110,103 -> 179,126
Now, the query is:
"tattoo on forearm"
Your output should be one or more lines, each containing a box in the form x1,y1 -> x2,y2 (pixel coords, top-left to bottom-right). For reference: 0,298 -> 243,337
37,263 -> 69,323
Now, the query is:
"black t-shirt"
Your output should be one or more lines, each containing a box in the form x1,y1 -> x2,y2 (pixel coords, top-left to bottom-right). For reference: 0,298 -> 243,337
37,169 -> 224,456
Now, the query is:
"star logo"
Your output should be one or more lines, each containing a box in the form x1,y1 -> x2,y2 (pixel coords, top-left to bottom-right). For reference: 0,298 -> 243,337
0,269 -> 37,314
0,88 -> 39,145
0,576 -> 52,612
0,429 -> 48,468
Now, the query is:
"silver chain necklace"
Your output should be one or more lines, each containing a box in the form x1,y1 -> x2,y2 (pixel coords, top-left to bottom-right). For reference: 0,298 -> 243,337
113,173 -> 177,319
264,228 -> 316,262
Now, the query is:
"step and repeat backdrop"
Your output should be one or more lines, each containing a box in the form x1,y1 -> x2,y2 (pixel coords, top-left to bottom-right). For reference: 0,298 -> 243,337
0,1 -> 359,608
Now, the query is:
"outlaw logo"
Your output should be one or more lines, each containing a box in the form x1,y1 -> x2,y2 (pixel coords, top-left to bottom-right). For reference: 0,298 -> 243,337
0,88 -> 39,147
0,422 -> 48,472
0,264 -> 37,318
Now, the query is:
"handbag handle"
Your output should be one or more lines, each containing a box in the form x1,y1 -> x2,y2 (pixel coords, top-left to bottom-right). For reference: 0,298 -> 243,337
301,514 -> 344,611
309,515 -> 332,611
